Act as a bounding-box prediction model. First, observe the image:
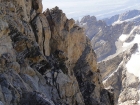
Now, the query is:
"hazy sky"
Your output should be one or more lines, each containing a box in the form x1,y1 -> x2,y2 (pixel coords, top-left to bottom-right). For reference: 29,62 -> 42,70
42,0 -> 140,20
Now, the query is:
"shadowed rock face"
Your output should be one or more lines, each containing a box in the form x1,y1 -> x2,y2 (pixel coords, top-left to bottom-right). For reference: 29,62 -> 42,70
73,45 -> 114,105
0,1 -> 113,105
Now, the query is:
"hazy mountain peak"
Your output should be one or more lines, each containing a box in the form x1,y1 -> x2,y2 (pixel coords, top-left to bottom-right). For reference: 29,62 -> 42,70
104,9 -> 140,25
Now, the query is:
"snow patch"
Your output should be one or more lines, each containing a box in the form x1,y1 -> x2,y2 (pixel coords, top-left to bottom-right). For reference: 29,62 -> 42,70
119,27 -> 137,42
113,20 -> 123,25
126,51 -> 140,79
123,34 -> 140,47
113,15 -> 140,25
123,42 -> 132,48
122,27 -> 137,48
119,34 -> 129,42
123,15 -> 140,22
126,35 -> 140,80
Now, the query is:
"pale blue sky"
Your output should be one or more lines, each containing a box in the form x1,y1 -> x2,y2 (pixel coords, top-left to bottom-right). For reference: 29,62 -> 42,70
42,0 -> 140,20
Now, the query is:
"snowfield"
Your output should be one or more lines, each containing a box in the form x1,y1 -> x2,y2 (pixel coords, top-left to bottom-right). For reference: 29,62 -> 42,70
119,34 -> 129,42
126,34 -> 140,80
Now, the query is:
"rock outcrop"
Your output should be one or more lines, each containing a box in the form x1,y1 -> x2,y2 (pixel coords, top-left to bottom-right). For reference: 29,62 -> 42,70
0,1 -> 113,105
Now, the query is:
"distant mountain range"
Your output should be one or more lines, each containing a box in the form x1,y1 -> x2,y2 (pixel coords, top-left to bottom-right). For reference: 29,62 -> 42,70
103,10 -> 140,25
79,9 -> 140,105
78,15 -> 134,61
78,9 -> 140,61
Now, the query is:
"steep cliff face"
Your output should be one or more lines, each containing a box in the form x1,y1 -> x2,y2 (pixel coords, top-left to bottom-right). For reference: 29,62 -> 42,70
0,0 -> 113,105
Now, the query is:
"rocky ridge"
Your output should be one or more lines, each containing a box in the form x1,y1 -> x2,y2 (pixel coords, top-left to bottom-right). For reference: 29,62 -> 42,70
0,0 -> 113,105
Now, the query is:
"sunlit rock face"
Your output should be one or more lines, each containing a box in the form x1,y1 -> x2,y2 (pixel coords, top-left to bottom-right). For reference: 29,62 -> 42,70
0,1 -> 113,105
